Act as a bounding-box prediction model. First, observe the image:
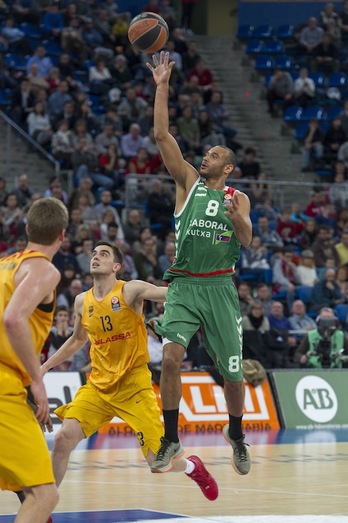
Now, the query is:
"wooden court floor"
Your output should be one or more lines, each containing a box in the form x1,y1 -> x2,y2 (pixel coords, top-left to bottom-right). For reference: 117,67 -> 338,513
1,430 -> 348,522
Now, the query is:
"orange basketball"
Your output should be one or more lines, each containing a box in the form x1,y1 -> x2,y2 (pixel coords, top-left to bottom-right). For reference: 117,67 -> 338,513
128,12 -> 169,54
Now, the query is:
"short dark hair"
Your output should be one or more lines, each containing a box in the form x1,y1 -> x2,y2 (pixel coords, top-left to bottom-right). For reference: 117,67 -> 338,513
95,241 -> 123,264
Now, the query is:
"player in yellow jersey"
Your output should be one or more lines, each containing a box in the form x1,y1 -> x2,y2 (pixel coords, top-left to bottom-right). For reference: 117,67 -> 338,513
41,241 -> 218,501
0,198 -> 68,523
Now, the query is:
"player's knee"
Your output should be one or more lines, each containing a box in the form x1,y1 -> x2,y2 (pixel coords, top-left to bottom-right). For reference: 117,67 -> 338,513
53,424 -> 79,453
161,353 -> 182,374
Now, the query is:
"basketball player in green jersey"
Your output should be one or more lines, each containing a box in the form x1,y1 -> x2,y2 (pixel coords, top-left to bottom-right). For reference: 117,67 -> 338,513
147,52 -> 253,475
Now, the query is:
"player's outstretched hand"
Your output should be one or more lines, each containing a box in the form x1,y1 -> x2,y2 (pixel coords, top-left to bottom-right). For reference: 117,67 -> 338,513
146,51 -> 175,85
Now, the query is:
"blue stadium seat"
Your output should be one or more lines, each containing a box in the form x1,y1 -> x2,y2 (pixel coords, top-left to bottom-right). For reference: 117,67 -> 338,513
326,105 -> 344,121
263,40 -> 284,55
334,304 -> 348,328
283,105 -> 303,124
254,55 -> 274,72
296,285 -> 313,304
20,22 -> 44,39
253,25 -> 273,39
294,123 -> 308,141
308,72 -> 325,88
5,53 -> 27,71
43,39 -> 62,56
300,106 -> 325,122
237,25 -> 254,40
275,25 -> 294,40
246,39 -> 264,55
328,72 -> 348,89
274,55 -> 295,71
0,89 -> 11,109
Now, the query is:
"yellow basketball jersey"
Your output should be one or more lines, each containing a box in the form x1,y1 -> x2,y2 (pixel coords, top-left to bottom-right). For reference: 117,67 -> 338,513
0,250 -> 55,386
81,280 -> 149,392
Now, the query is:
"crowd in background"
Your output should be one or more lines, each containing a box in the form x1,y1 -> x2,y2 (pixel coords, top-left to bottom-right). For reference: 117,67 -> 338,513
0,0 -> 348,373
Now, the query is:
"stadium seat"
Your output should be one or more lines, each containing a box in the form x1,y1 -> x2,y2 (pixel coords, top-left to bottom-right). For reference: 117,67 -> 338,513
43,39 -> 62,56
253,25 -> 273,39
237,24 -> 254,40
283,105 -> 303,124
300,106 -> 325,122
263,40 -> 284,55
326,105 -> 344,121
246,39 -> 264,55
254,55 -> 274,72
334,304 -> 348,328
275,25 -> 294,40
274,55 -> 295,71
328,72 -> 348,89
5,53 -> 27,71
20,22 -> 44,39
296,285 -> 313,304
308,72 -> 325,88
294,123 -> 308,141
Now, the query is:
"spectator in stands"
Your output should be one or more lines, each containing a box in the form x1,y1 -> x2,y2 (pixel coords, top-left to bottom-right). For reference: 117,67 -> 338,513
289,299 -> 317,333
57,278 -> 83,309
320,3 -> 339,30
98,143 -> 125,192
181,40 -> 200,75
1,235 -> 27,257
337,136 -> 348,169
188,58 -> 214,99
335,229 -> 348,266
242,301 -> 270,365
295,249 -> 318,286
298,17 -> 324,55
98,211 -> 122,242
0,177 -> 8,208
1,193 -> 23,233
61,16 -> 87,61
205,90 -> 237,145
146,178 -> 174,240
108,53 -> 132,89
53,237 -> 81,276
72,191 -> 98,229
117,87 -> 148,129
338,99 -> 348,138
120,123 -> 145,160
272,247 -> 297,312
255,216 -> 283,250
26,45 -> 53,79
94,123 -> 120,156
93,189 -> 124,231
47,306 -> 74,371
115,239 -> 138,281
240,234 -> 270,282
267,301 -> 297,368
123,208 -> 142,246
88,58 -> 113,98
93,7 -> 115,48
175,105 -> 200,153
71,224 -> 94,255
327,172 -> 348,210
12,0 -> 41,25
255,282 -> 274,315
315,202 -> 337,232
133,235 -> 162,283
51,119 -> 74,167
294,68 -> 316,108
82,17 -> 103,53
301,118 -> 324,172
312,32 -> 339,73
68,177 -> 96,213
198,109 -> 225,150
42,3 -> 64,41
276,208 -> 303,246
126,147 -> 152,176
311,224 -> 340,267
47,80 -> 73,125
27,101 -> 53,147
71,136 -> 101,188
158,240 -> 175,276
336,265 -> 348,301
12,173 -> 34,208
338,0 -> 348,47
0,16 -> 32,55
76,237 -> 94,274
323,117 -> 347,164
336,208 -> 348,238
237,281 -> 254,316
309,267 -> 345,312
10,78 -> 35,127
266,67 -> 294,117
305,189 -> 327,218
238,146 -> 262,180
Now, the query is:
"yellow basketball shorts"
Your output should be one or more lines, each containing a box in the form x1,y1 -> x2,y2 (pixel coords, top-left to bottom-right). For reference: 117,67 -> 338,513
0,366 -> 55,492
55,365 -> 164,457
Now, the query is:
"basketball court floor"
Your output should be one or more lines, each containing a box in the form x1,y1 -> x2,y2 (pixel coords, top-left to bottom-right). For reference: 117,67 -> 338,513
1,429 -> 348,522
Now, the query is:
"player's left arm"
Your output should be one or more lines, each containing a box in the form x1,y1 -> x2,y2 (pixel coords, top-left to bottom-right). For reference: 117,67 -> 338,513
224,191 -> 252,247
123,280 -> 167,313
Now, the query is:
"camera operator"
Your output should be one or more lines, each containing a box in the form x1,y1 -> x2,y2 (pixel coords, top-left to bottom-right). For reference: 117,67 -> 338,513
294,307 -> 348,368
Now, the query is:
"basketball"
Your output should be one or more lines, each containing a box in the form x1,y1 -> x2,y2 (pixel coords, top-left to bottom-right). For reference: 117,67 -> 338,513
128,12 -> 169,54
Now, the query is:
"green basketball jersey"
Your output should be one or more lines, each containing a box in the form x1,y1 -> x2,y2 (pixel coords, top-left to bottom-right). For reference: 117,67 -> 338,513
163,178 -> 241,281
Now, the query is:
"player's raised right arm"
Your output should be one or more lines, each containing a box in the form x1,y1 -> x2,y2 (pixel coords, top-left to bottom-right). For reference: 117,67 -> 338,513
147,51 -> 198,193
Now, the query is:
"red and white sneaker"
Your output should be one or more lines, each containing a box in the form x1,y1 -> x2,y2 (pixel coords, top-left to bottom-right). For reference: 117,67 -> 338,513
186,455 -> 218,501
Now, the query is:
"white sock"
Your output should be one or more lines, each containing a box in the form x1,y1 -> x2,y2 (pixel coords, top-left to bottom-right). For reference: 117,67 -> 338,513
184,459 -> 195,475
